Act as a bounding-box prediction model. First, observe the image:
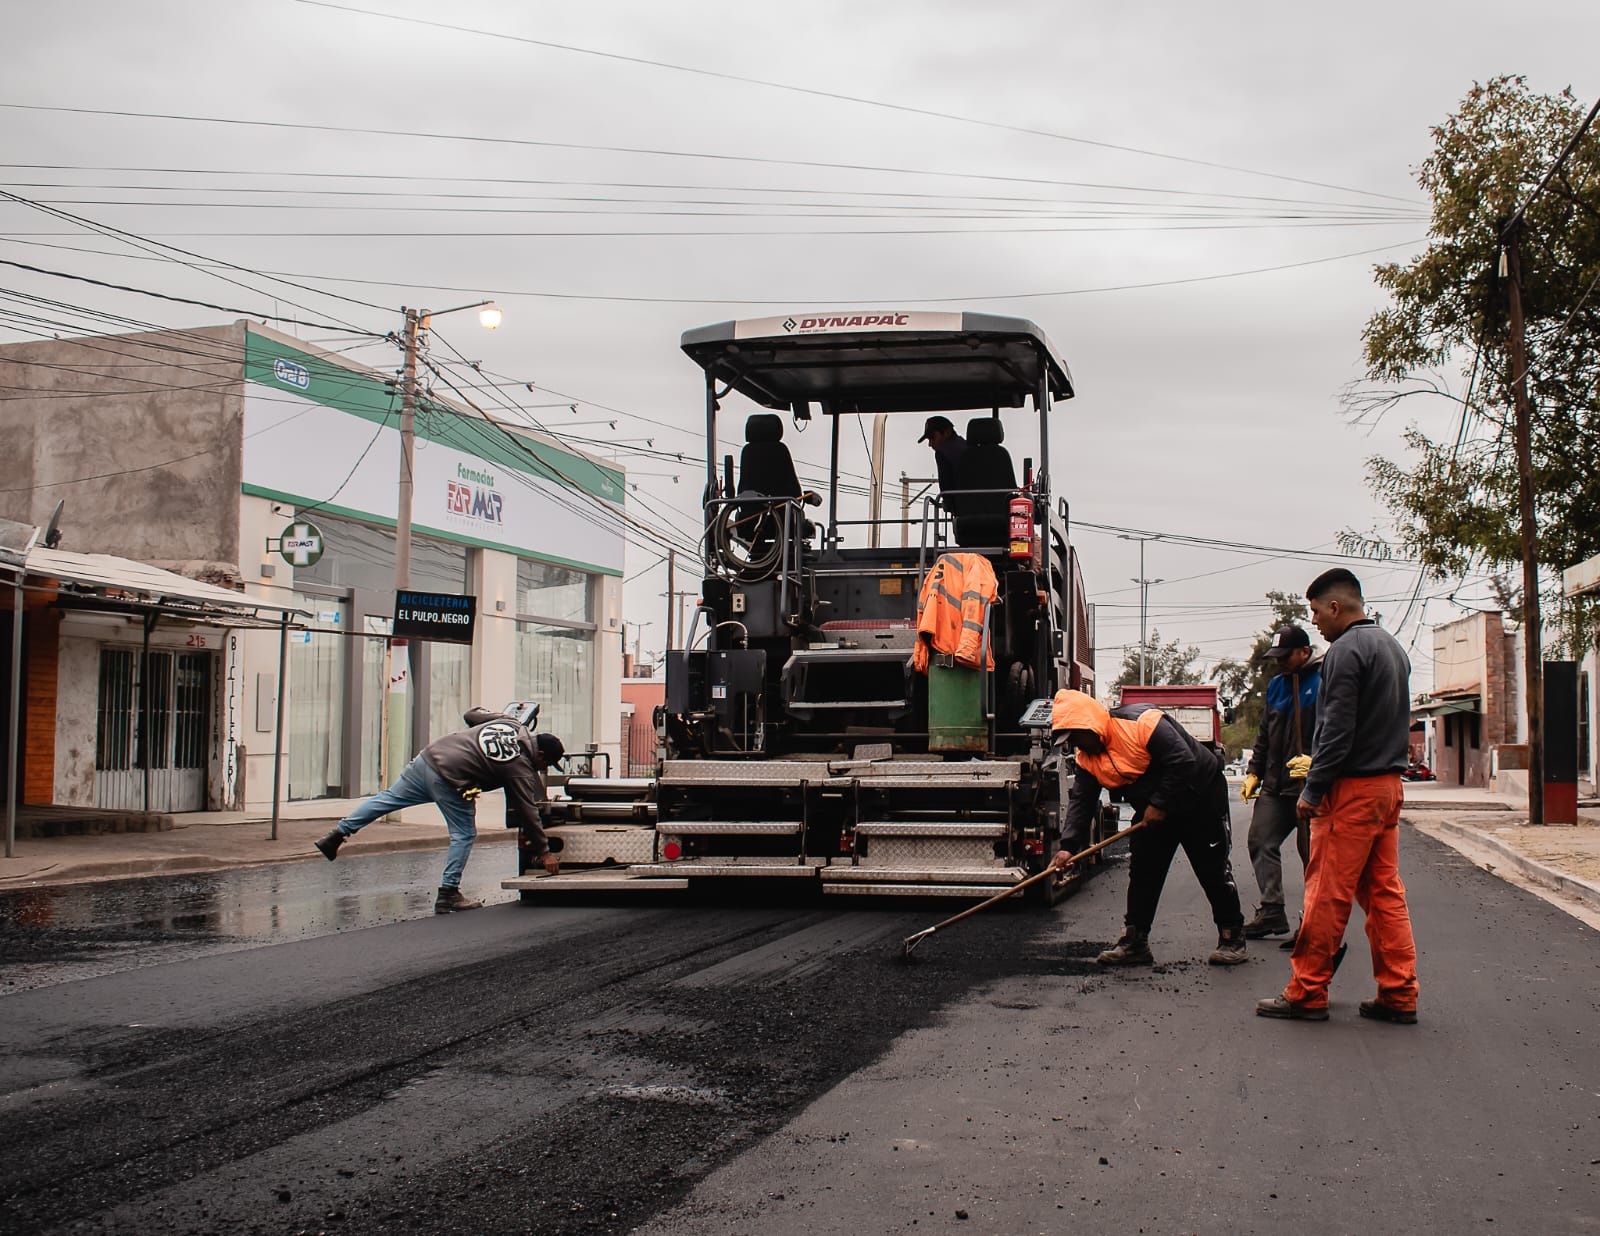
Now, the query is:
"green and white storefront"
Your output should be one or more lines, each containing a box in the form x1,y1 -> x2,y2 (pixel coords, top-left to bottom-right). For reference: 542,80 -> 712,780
237,325 -> 626,809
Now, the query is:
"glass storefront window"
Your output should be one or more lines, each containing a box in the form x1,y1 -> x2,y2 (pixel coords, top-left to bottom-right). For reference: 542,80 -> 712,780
517,558 -> 592,623
297,512 -> 468,595
428,641 -> 473,747
288,593 -> 347,800
514,622 -> 594,749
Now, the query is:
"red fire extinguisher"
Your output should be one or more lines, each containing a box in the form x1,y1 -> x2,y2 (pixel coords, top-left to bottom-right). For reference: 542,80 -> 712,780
1008,495 -> 1033,562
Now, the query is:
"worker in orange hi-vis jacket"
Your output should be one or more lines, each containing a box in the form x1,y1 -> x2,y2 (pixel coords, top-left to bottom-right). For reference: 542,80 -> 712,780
1049,689 -> 1247,968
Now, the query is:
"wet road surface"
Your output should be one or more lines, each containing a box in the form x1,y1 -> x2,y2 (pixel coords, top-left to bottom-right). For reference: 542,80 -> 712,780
2,807 -> 1597,1234
0,849 -> 520,992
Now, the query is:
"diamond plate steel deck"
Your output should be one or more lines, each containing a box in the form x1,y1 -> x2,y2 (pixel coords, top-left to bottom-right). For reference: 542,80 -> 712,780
625,860 -> 823,878
545,825 -> 656,866
855,821 -> 1007,838
821,866 -> 1022,884
655,820 -> 803,836
823,883 -> 1013,898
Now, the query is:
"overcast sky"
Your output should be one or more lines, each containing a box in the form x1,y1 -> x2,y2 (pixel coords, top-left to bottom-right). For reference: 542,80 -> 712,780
6,0 -> 1598,691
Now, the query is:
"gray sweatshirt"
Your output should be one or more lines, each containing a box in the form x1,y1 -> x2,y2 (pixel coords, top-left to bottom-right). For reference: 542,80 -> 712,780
1301,620 -> 1412,806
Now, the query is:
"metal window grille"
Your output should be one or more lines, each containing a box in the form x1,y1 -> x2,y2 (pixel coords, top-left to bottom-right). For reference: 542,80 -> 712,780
96,648 -> 135,771
173,652 -> 210,771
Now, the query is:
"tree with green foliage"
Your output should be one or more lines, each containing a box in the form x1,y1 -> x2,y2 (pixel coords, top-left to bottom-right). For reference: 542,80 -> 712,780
1112,630 -> 1203,692
1212,592 -> 1311,758
1341,76 -> 1600,650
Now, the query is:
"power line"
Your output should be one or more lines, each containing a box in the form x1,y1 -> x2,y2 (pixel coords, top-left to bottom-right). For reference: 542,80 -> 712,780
0,161 -> 1431,213
291,0 -> 1416,205
0,103 -> 1415,210
1504,93 -> 1600,232
0,256 -> 371,334
1,232 -> 1426,306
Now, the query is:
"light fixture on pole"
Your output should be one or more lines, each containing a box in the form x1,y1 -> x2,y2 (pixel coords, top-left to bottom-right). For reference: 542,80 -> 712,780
1118,533 -> 1162,686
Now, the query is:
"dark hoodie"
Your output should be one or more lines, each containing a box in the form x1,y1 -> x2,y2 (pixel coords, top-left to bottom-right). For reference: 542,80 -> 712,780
1059,698 -> 1221,853
1246,652 -> 1322,798
422,708 -> 550,855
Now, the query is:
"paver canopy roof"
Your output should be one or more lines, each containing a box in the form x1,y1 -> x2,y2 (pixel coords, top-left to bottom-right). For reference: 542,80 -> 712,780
681,310 -> 1074,415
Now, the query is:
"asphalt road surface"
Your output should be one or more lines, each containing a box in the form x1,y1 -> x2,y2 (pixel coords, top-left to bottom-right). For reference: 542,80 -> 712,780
1,804 -> 1596,1235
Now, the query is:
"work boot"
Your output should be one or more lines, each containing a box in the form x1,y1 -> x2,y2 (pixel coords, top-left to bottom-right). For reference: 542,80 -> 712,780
1208,927 -> 1248,966
1254,994 -> 1328,1021
434,886 -> 484,914
1096,928 -> 1154,967
313,829 -> 346,861
1358,998 -> 1418,1025
1243,903 -> 1291,938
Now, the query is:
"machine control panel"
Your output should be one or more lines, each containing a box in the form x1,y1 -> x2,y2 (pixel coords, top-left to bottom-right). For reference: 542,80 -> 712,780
1018,696 -> 1056,729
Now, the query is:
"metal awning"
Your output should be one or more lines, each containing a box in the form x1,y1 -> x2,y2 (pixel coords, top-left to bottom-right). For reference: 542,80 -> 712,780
1412,695 -> 1481,718
1,547 -> 302,626
1,540 -> 306,855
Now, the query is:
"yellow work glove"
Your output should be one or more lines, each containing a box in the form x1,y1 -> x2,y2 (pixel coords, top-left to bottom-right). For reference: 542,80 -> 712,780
1240,774 -> 1260,803
1285,755 -> 1312,781
461,786 -> 482,802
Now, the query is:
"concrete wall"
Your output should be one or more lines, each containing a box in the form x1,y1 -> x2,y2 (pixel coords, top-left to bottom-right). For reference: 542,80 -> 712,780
52,632 -> 99,808
1429,612 -> 1520,789
0,324 -> 247,577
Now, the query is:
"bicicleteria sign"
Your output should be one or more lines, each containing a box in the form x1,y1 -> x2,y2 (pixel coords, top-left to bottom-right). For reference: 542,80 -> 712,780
392,591 -> 477,644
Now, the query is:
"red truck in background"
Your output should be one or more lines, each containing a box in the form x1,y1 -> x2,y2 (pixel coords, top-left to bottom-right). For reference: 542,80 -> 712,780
1115,684 -> 1222,753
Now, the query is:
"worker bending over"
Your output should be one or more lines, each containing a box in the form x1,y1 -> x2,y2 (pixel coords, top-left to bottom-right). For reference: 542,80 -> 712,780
1051,690 -> 1247,966
315,704 -> 564,914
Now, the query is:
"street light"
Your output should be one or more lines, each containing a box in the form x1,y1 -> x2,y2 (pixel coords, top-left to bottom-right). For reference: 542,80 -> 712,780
1118,533 -> 1162,686
478,304 -> 503,331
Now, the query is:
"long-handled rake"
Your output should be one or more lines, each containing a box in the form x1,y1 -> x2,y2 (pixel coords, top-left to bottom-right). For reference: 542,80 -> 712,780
899,819 -> 1149,959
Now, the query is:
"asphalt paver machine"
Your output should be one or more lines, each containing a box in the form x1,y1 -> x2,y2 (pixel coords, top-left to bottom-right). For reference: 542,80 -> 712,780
507,311 -> 1102,900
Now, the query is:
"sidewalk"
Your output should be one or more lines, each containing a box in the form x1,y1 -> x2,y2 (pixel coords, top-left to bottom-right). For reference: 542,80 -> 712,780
0,802 -> 514,889
1398,779 -> 1600,922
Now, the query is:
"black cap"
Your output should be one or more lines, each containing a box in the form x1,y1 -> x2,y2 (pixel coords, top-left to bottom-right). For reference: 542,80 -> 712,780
1263,625 -> 1311,659
535,733 -> 566,769
917,415 -> 955,442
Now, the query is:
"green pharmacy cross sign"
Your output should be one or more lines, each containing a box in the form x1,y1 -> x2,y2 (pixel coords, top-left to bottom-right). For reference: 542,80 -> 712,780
271,520 -> 325,568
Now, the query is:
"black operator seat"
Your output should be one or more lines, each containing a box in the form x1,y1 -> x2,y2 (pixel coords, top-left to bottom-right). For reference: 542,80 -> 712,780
738,413 -> 801,501
952,417 -> 1016,548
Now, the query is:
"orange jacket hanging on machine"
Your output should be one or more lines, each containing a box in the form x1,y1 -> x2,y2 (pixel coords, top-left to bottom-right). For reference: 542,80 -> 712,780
1049,689 -> 1163,787
911,552 -> 998,674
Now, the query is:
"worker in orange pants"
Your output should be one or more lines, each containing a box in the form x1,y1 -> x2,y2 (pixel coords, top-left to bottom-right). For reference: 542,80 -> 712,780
1257,568 -> 1420,1024
1281,775 -> 1418,1013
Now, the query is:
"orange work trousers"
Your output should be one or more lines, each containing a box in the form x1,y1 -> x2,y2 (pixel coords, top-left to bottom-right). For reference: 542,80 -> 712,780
1283,774 -> 1419,1011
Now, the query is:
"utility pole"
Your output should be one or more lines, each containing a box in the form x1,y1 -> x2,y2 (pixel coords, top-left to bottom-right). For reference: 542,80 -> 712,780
385,300 -> 499,790
1503,222 -> 1545,824
665,549 -> 675,650
1120,534 -> 1162,686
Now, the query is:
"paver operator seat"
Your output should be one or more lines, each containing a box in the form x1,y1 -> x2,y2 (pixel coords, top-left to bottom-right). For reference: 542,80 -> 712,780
737,413 -> 803,550
952,417 -> 1017,549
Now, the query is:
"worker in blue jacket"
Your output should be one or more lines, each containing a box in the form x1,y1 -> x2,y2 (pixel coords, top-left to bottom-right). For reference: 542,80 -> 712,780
1240,625 -> 1320,938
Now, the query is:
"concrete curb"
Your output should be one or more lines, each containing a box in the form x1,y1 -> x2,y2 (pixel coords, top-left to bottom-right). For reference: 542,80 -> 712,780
1406,814 -> 1600,914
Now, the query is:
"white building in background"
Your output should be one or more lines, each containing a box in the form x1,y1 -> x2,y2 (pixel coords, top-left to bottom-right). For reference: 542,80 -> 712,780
1562,553 -> 1599,797
0,322 -> 626,815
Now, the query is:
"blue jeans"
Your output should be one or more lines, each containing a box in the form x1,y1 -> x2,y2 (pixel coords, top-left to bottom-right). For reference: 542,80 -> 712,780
337,756 -> 478,889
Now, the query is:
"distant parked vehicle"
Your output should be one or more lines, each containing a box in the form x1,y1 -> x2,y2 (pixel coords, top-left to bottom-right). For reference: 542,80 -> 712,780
1402,761 -> 1437,782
